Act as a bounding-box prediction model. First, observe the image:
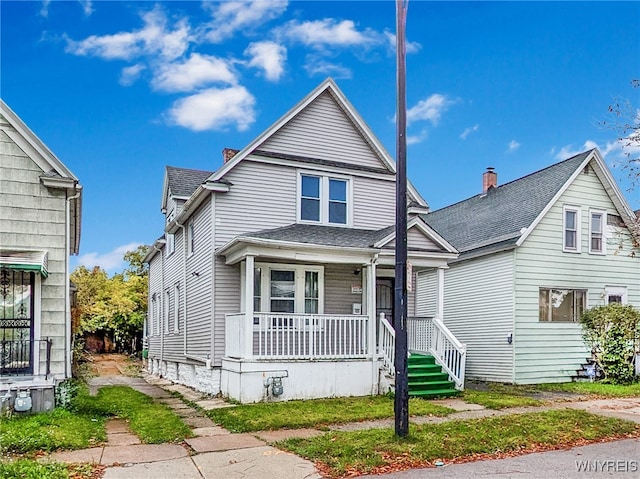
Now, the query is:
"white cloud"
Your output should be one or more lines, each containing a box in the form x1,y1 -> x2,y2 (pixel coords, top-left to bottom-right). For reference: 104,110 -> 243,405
244,41 -> 286,82
119,64 -> 146,86
460,124 -> 479,140
407,130 -> 428,145
65,6 -> 190,61
40,0 -> 51,18
407,94 -> 454,126
303,57 -> 352,79
79,0 -> 93,17
77,242 -> 142,273
167,86 -> 256,132
555,141 -> 600,160
383,31 -> 422,54
202,0 -> 288,43
507,139 -> 521,153
282,19 -> 380,48
152,54 -> 237,93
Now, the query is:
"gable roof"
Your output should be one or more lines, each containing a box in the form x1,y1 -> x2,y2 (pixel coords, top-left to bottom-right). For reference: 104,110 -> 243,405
422,149 -> 634,257
0,99 -> 82,255
161,166 -> 214,211
207,78 -> 429,208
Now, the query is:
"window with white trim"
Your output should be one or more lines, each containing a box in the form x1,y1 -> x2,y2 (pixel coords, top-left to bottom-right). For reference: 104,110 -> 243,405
605,286 -> 627,304
187,221 -> 195,255
174,284 -> 180,333
298,173 -> 350,225
164,290 -> 170,332
563,206 -> 581,252
253,263 -> 324,314
539,288 -> 587,322
150,296 -> 156,336
589,210 -> 605,254
166,233 -> 175,256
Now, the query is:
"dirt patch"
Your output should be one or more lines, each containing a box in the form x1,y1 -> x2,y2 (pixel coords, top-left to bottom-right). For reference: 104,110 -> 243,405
88,353 -> 141,377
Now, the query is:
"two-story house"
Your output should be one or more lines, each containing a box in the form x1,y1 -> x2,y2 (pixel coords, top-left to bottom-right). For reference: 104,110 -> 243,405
144,79 -> 464,402
418,149 -> 639,384
0,100 -> 82,412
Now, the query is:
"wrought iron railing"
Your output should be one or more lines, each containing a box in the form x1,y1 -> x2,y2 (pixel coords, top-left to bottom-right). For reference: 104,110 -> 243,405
0,339 -> 51,378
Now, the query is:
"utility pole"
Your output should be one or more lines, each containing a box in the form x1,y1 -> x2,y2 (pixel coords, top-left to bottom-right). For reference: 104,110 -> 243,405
394,0 -> 409,438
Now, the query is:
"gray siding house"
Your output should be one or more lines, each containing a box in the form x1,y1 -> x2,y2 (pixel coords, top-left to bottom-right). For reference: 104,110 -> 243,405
144,79 -> 464,402
0,100 -> 82,412
418,149 -> 639,384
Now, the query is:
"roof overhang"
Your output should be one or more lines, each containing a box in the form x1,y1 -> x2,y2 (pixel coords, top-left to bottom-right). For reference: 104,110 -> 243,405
142,238 -> 166,264
166,181 -> 230,234
374,217 -> 458,254
0,250 -> 49,277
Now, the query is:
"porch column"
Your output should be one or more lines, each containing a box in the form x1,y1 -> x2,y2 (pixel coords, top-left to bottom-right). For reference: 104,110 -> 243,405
436,266 -> 445,319
367,257 -> 378,394
243,255 -> 255,359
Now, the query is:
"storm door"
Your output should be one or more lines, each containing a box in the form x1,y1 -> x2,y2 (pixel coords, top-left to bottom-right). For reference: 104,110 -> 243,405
0,269 -> 35,375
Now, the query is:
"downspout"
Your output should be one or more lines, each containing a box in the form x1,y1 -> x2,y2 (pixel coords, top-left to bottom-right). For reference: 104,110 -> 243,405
160,244 -> 165,370
65,186 -> 81,380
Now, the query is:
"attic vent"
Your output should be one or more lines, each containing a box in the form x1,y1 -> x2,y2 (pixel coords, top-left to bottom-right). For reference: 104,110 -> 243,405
583,165 -> 590,174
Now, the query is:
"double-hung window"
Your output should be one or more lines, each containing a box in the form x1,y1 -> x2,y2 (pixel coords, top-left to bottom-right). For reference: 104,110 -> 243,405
539,288 -> 587,322
589,210 -> 606,254
252,263 -> 324,316
299,173 -> 350,225
563,206 -> 581,252
174,284 -> 180,333
187,221 -> 195,255
164,290 -> 170,333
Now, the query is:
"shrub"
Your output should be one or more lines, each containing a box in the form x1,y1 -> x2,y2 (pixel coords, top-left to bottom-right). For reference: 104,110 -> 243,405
581,303 -> 640,384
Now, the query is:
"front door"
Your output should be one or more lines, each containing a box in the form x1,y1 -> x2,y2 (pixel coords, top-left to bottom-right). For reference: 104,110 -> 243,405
376,278 -> 394,321
0,269 -> 35,375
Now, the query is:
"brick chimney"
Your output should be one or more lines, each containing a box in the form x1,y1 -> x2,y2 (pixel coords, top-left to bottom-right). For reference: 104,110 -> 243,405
482,167 -> 497,194
222,148 -> 239,163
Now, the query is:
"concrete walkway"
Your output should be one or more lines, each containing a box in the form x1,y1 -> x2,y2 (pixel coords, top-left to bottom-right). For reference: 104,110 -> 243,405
43,367 -> 640,478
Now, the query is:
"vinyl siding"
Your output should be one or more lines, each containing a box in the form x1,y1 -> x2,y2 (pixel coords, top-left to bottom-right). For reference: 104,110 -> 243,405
259,91 -> 387,171
0,129 -> 68,378
435,251 -> 515,382
184,200 -> 212,358
514,164 -> 640,383
415,269 -> 437,317
161,220 -> 184,363
325,264 -> 365,315
147,252 -> 163,357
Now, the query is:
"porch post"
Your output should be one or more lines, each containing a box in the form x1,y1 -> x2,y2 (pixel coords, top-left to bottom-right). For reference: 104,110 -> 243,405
243,255 -> 255,359
436,267 -> 445,319
367,258 -> 378,394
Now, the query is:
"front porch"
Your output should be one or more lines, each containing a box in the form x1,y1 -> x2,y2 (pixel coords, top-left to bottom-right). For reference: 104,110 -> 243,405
216,221 -> 464,403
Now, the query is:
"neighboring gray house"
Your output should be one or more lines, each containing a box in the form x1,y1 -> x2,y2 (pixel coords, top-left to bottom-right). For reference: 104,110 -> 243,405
0,100 -> 82,412
418,149 -> 639,384
144,79 -> 465,403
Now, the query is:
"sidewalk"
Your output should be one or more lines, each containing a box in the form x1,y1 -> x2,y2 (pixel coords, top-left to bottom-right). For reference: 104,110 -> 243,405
44,368 -> 640,479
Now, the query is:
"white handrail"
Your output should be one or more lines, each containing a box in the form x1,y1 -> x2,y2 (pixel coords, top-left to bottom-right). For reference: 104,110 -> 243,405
430,316 -> 466,390
378,313 -> 395,377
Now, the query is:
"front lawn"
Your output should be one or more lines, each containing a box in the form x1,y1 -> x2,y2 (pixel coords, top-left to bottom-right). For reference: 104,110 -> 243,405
534,381 -> 640,398
208,395 -> 454,432
0,460 -> 99,479
280,409 -> 640,477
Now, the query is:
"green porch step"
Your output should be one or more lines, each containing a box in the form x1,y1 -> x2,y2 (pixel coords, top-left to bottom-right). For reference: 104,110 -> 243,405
407,353 -> 459,399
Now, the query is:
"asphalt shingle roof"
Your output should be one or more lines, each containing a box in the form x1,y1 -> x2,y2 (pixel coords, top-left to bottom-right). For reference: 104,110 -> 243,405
422,150 -> 593,255
166,166 -> 214,197
241,224 -> 394,248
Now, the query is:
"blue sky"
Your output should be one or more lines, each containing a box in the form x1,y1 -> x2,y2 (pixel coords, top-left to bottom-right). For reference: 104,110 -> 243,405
2,1 -> 639,273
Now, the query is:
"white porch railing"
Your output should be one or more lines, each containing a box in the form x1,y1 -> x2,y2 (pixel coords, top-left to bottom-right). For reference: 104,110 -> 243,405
225,313 -> 369,360
408,316 -> 466,390
379,315 -> 467,390
378,314 -> 395,375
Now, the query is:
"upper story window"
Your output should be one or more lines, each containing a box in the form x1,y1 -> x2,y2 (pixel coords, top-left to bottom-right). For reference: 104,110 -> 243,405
187,220 -> 195,255
164,290 -> 170,333
174,284 -> 180,333
299,173 -> 351,226
563,205 -> 581,253
589,210 -> 606,254
539,288 -> 586,322
166,233 -> 175,256
167,209 -> 175,225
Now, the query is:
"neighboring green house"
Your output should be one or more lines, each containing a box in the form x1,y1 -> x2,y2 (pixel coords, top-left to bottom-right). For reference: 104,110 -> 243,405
418,149 -> 638,384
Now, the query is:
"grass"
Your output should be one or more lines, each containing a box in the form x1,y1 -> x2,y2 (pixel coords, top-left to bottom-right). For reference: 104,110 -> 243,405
208,395 -> 454,432
75,385 -> 192,443
0,460 -> 98,479
462,390 -> 545,409
533,381 -> 640,398
280,409 -> 640,477
0,408 -> 105,454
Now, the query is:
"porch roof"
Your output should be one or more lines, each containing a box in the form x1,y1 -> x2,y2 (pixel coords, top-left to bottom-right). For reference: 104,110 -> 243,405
216,223 -> 458,267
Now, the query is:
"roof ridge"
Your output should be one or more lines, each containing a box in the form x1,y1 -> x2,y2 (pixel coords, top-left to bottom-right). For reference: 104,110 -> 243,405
428,149 -> 592,214
166,165 -> 214,175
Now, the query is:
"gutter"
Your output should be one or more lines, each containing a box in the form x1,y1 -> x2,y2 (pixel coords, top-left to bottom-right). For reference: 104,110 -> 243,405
65,185 -> 81,379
